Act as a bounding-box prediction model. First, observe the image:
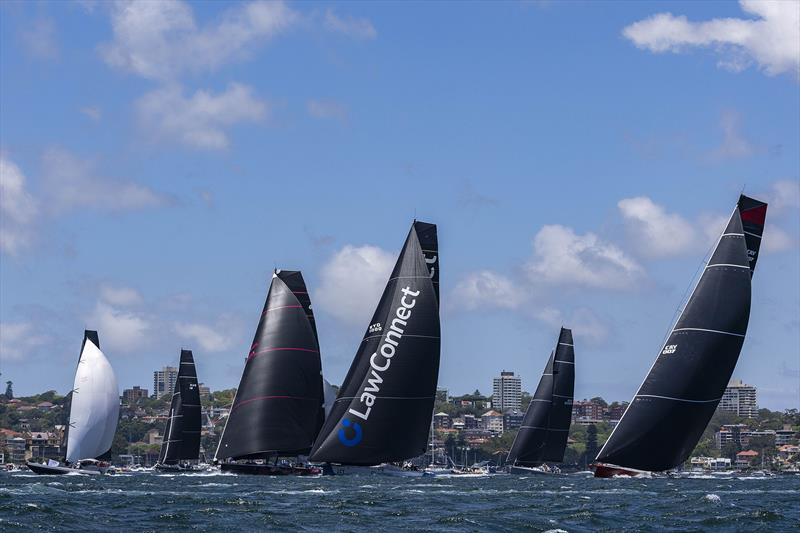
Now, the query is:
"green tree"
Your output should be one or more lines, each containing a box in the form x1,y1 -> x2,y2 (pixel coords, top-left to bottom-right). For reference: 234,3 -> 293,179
585,424 -> 599,468
5,381 -> 13,400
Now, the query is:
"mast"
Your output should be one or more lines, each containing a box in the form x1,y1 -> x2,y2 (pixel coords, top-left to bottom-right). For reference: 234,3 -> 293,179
66,330 -> 120,463
215,270 -> 324,461
158,349 -> 201,465
309,221 -> 440,465
594,195 -> 767,474
507,328 -> 575,466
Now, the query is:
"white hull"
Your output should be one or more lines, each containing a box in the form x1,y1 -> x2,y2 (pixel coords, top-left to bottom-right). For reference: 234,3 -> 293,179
324,464 -> 431,477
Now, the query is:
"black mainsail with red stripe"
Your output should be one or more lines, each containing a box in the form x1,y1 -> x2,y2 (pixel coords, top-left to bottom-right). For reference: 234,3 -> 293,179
507,328 -> 575,467
215,270 -> 324,461
158,349 -> 201,465
594,195 -> 766,476
309,221 -> 440,465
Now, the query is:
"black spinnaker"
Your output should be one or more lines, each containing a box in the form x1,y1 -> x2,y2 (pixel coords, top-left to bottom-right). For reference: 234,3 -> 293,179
593,195 -> 767,476
157,349 -> 201,465
309,221 -> 440,465
215,270 -> 324,461
507,328 -> 575,467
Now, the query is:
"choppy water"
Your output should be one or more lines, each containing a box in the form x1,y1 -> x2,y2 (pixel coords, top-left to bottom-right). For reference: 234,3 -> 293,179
1,470 -> 798,532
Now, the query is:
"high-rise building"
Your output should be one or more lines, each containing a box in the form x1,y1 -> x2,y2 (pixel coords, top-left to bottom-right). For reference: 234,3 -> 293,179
122,386 -> 149,405
492,371 -> 522,412
719,379 -> 758,418
153,366 -> 178,399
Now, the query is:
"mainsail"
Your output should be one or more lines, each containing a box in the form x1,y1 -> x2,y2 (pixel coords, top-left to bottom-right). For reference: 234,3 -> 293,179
215,270 -> 324,461
309,221 -> 440,465
594,195 -> 767,474
158,349 -> 201,465
66,330 -> 120,463
507,328 -> 575,466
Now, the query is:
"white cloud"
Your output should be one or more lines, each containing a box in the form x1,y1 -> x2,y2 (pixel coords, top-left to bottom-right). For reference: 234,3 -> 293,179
534,307 -> 610,345
0,322 -> 47,361
174,322 -> 232,352
307,99 -> 348,121
99,0 -> 298,80
622,0 -> 800,78
316,245 -> 396,325
100,285 -> 143,307
764,179 -> 800,213
618,196 -> 697,257
88,302 -> 150,353
41,147 -> 171,213
450,270 -> 525,311
763,224 -> 796,253
19,18 -> 58,60
81,106 -> 102,121
0,155 -> 39,256
324,9 -> 377,40
526,225 -> 643,289
136,83 -> 267,150
710,110 -> 757,160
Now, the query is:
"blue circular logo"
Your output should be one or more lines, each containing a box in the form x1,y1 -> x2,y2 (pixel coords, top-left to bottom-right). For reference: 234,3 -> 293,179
337,419 -> 363,447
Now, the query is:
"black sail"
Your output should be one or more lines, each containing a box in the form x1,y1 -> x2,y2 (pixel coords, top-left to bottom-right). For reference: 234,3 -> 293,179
309,221 -> 440,465
507,328 -> 575,466
158,349 -> 201,464
215,270 -> 324,461
595,195 -> 767,472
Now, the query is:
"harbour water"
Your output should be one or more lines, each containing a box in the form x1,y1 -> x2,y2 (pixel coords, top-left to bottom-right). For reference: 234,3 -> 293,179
2,471 -> 798,531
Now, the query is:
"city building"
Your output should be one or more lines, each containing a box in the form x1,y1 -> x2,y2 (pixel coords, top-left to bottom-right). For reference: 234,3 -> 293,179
122,386 -> 149,405
153,366 -> 178,399
4,436 -> 26,463
735,449 -> 759,468
719,379 -> 758,418
715,424 -> 779,450
463,414 -> 478,430
503,409 -> 524,431
481,410 -> 504,434
573,399 -> 604,421
775,426 -> 798,446
492,371 -> 522,412
433,412 -> 452,430
198,383 -> 211,400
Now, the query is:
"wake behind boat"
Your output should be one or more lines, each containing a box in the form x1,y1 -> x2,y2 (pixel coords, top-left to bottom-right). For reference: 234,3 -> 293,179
27,330 -> 119,475
593,195 -> 767,478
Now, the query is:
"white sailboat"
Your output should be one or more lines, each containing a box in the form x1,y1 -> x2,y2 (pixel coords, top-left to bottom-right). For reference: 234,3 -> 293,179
27,331 -> 120,475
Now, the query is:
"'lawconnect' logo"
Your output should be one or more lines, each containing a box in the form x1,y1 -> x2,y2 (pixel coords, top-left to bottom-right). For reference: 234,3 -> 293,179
337,419 -> 363,447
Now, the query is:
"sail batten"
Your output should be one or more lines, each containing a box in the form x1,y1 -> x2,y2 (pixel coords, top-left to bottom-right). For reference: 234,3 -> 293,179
595,195 -> 767,474
309,221 -> 440,466
215,270 -> 324,461
507,327 -> 575,467
66,331 -> 120,463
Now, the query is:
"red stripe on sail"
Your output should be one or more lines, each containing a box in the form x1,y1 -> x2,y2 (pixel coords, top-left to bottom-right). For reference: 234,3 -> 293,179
740,204 -> 767,226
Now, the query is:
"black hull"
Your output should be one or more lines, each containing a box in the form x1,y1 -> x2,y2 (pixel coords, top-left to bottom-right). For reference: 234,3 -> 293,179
154,463 -> 205,473
219,463 -> 320,476
26,462 -> 102,476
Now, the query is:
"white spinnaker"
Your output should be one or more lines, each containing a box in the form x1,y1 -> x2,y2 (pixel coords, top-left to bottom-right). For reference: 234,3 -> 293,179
66,339 -> 120,462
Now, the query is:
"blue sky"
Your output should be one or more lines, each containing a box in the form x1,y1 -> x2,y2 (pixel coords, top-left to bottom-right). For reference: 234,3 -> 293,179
1,0 -> 798,409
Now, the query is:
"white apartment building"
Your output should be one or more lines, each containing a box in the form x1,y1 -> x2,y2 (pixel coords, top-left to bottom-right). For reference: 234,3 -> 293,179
492,371 -> 522,412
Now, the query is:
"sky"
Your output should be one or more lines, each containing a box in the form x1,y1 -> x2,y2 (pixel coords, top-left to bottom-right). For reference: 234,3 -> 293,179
1,0 -> 798,410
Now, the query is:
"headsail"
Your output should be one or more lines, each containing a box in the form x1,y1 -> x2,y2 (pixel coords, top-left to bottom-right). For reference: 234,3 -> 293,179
66,330 -> 120,463
309,221 -> 440,465
507,328 -> 575,466
595,195 -> 767,473
215,270 -> 324,461
158,349 -> 201,465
